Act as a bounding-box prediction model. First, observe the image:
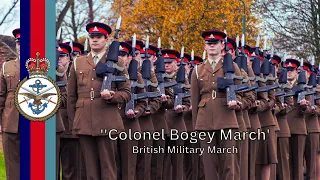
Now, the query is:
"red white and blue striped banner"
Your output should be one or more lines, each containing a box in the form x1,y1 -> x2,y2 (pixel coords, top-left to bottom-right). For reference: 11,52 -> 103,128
20,0 -> 56,179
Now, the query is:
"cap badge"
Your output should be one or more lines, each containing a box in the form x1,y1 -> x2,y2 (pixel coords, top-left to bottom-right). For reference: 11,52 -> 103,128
93,26 -> 99,32
164,53 -> 169,58
209,34 -> 215,39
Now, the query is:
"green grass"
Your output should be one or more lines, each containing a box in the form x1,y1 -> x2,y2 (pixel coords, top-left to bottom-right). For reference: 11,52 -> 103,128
0,152 -> 6,179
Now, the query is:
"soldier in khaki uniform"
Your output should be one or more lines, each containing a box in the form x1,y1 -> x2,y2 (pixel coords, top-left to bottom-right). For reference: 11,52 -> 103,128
0,28 -> 20,180
247,48 -> 261,180
58,42 -> 86,180
234,43 -> 256,180
191,30 -> 242,179
269,55 -> 292,180
254,52 -> 278,180
183,55 -> 205,180
67,22 -> 131,180
162,49 -> 190,180
285,58 -> 309,180
116,42 -> 147,180
135,44 -> 162,180
315,83 -> 320,178
302,61 -> 320,180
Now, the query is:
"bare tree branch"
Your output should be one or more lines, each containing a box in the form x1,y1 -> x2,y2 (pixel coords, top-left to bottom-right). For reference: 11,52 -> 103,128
0,0 -> 19,26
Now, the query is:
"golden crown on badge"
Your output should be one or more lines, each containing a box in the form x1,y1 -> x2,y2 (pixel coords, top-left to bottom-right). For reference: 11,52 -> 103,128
25,52 -> 51,78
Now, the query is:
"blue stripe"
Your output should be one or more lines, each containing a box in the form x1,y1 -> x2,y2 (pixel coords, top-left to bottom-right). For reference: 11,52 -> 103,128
20,0 -> 31,179
45,0 -> 57,179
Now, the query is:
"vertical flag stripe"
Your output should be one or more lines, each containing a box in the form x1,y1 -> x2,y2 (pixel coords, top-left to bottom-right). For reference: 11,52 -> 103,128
30,0 -> 46,179
20,0 -> 31,179
45,0 -> 57,178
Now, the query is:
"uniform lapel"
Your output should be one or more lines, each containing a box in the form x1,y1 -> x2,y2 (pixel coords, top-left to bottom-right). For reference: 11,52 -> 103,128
204,60 -> 213,73
14,58 -> 20,70
97,52 -> 108,66
212,58 -> 223,74
86,53 -> 95,67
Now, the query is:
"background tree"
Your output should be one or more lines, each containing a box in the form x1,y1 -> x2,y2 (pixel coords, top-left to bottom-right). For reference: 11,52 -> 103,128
255,0 -> 320,62
0,0 -> 19,27
56,0 -> 112,42
109,0 -> 259,56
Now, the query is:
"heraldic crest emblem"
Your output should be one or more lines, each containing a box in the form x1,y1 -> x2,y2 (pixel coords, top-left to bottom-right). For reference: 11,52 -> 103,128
15,52 -> 61,121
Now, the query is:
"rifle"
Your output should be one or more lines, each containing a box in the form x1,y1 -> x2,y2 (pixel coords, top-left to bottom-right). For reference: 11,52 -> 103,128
141,35 -> 162,112
255,38 -> 279,92
275,57 -> 292,104
217,31 -> 247,103
84,38 -> 89,55
96,16 -> 127,92
125,34 -> 147,113
155,37 -> 177,95
306,58 -> 316,106
188,50 -> 196,84
173,46 -> 191,108
233,35 -> 242,69
238,35 -> 258,93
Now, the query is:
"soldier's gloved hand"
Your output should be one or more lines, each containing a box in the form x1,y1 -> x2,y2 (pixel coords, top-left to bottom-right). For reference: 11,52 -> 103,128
227,100 -> 238,110
255,100 -> 261,107
311,105 -> 317,114
126,109 -> 138,119
142,111 -> 151,116
174,105 -> 184,113
101,90 -> 115,100
299,99 -> 308,110
161,94 -> 168,102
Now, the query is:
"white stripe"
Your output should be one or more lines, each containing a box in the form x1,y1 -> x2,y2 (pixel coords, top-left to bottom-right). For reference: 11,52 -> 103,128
73,56 -> 77,71
195,64 -> 199,79
2,62 -> 6,76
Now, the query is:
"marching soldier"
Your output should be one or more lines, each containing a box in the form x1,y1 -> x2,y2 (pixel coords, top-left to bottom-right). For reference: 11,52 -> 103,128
234,42 -> 256,180
303,61 -> 320,180
191,30 -> 242,179
116,41 -> 147,180
285,58 -> 308,180
269,55 -> 291,180
67,22 -> 131,180
183,55 -> 205,180
255,51 -> 278,180
150,47 -> 171,180
247,47 -> 262,180
315,77 -> 320,178
162,49 -> 189,180
0,28 -> 20,180
149,48 -> 171,180
59,41 -> 86,180
136,44 -> 162,180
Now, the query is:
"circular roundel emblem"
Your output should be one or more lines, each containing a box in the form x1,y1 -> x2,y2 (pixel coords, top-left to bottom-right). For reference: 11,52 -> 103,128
15,77 -> 61,121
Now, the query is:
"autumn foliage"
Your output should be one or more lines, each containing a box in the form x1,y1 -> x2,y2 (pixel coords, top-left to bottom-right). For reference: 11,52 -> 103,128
109,0 -> 260,56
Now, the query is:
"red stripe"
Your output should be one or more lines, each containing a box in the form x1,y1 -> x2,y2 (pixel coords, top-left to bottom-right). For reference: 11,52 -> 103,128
30,0 -> 45,179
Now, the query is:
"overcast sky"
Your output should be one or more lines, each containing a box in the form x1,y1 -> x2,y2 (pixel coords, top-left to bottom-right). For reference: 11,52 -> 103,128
0,0 -> 20,36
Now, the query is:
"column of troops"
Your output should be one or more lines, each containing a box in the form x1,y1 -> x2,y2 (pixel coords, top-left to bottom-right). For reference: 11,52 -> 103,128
1,22 -> 320,180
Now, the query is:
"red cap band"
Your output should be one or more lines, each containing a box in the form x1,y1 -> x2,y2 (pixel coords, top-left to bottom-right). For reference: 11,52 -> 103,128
162,53 -> 177,59
286,62 -> 298,68
73,47 -> 81,52
176,57 -> 189,63
88,27 -> 109,36
140,49 -> 156,55
205,35 -> 224,40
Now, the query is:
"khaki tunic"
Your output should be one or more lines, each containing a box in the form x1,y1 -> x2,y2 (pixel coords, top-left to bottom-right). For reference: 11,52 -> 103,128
67,53 -> 130,136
